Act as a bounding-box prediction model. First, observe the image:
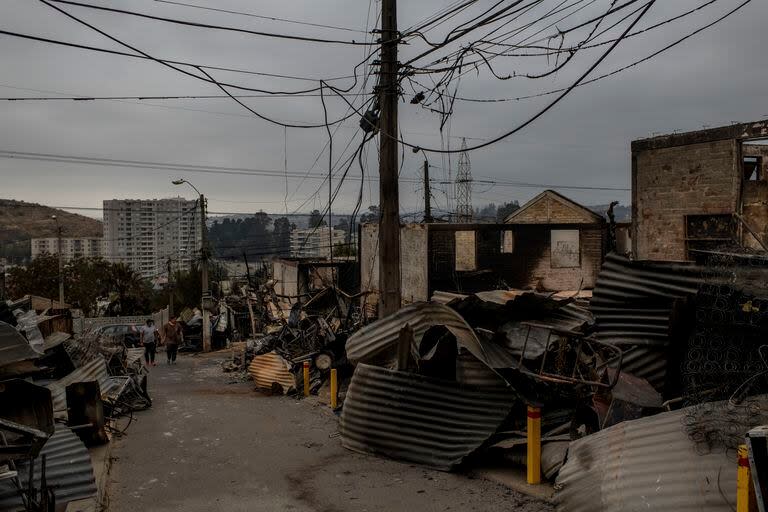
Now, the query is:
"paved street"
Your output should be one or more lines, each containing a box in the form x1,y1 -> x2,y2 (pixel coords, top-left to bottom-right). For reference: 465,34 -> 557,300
107,352 -> 552,512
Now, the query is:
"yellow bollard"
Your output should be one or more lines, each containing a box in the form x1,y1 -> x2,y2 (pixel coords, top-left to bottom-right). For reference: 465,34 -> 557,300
737,444 -> 754,512
303,361 -> 310,397
330,368 -> 338,409
527,406 -> 541,485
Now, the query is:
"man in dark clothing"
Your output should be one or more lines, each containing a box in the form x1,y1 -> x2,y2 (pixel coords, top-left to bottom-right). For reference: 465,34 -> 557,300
161,317 -> 183,365
139,319 -> 159,366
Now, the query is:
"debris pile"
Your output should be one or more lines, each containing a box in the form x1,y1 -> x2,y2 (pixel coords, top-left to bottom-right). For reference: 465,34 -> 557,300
238,286 -> 364,395
340,290 -> 601,470
0,302 -> 153,511
338,253 -> 768,512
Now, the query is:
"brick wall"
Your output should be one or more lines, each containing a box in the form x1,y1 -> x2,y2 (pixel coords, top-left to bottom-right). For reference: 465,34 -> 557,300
633,139 -> 739,261
510,192 -> 601,224
428,224 -> 604,293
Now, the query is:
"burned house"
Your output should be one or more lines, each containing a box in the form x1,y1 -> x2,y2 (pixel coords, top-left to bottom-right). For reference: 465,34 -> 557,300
502,189 -> 606,290
632,120 -> 768,261
360,191 -> 606,310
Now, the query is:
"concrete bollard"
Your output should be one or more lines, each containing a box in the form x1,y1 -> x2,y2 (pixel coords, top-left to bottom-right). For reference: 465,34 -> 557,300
527,405 -> 541,485
330,368 -> 338,409
303,361 -> 310,397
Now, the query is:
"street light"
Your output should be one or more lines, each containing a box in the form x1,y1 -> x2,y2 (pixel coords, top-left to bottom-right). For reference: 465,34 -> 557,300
172,178 -> 211,352
51,215 -> 64,307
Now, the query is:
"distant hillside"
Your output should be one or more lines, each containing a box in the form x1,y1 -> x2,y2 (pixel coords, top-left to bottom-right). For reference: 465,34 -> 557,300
0,200 -> 103,262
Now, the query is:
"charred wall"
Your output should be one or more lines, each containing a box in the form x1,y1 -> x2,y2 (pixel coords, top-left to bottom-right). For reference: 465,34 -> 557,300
427,224 -> 604,294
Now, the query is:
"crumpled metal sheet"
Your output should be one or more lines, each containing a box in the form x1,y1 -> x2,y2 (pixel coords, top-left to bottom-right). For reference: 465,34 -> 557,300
46,356 -> 115,413
0,424 -> 97,511
340,363 -> 516,471
554,400 -> 768,512
248,351 -> 295,393
346,302 -> 516,369
126,347 -> 145,365
0,321 -> 40,369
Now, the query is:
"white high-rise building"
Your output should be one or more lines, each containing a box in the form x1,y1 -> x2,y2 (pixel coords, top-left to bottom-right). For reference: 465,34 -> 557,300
290,227 -> 346,258
31,237 -> 104,261
103,198 -> 202,279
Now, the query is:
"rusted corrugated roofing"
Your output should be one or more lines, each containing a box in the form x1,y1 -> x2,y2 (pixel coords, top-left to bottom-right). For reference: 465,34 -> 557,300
248,351 -> 295,393
554,399 -> 768,512
340,363 -> 516,471
0,424 -> 96,511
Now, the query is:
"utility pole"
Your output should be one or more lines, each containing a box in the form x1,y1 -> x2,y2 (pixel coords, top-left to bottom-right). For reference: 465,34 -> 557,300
423,159 -> 432,223
166,256 -> 174,318
378,0 -> 401,317
199,193 -> 211,352
52,215 -> 64,307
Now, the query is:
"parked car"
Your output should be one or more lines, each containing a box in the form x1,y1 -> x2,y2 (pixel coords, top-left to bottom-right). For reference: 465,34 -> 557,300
93,323 -> 141,348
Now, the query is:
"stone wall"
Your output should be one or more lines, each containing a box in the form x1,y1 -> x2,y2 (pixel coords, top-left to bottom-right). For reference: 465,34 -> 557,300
633,139 -> 739,261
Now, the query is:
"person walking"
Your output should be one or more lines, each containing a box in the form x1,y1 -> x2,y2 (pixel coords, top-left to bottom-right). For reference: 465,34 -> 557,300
139,319 -> 159,366
161,316 -> 183,365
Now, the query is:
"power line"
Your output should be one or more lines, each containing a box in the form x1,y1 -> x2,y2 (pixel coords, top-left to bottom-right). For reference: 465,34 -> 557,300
0,30 -> 355,84
0,149 -> 630,192
154,0 -> 369,34
48,0 -> 375,46
37,0 -> 375,128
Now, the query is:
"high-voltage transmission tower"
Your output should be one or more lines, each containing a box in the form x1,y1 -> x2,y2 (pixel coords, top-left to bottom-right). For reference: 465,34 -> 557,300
455,138 -> 473,222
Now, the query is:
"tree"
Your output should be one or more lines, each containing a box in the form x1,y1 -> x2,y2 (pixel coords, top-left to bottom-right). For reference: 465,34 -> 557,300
6,256 -> 152,316
209,212 -> 273,259
6,254 -> 60,304
496,201 -> 521,222
360,205 -> 380,224
333,242 -> 357,257
272,217 -> 292,256
308,209 -> 326,228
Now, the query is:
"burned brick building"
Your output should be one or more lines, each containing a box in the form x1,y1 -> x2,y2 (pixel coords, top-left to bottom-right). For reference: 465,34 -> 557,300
632,120 -> 768,261
359,190 -> 606,309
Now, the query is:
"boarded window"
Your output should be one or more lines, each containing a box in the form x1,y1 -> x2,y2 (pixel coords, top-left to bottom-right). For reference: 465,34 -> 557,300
501,230 -> 515,253
551,229 -> 580,268
454,231 -> 477,271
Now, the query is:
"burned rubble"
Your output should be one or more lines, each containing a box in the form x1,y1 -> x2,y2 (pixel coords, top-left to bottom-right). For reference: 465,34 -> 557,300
0,301 -> 151,512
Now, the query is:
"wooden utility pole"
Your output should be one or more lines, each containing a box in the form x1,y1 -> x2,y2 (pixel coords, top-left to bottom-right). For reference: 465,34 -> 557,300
200,194 -> 211,352
378,0 -> 401,317
423,159 -> 432,223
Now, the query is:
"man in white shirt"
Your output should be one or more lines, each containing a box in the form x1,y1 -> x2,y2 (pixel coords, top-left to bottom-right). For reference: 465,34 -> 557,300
139,319 -> 159,366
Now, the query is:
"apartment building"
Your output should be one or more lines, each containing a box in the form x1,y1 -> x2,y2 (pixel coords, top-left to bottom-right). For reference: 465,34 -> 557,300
290,227 -> 346,258
103,198 -> 202,278
31,237 -> 104,261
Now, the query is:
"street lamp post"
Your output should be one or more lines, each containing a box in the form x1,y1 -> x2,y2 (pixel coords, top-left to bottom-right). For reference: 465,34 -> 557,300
172,179 -> 211,352
51,215 -> 64,307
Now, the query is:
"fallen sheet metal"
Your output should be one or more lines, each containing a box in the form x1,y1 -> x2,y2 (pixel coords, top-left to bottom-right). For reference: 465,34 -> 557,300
0,424 -> 97,511
46,356 -> 115,414
0,320 -> 40,372
248,351 -> 295,393
340,363 -> 516,471
554,399 -> 768,512
126,347 -> 145,366
346,302 -> 517,370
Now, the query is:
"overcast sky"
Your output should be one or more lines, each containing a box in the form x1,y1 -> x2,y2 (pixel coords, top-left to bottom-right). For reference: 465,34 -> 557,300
0,0 -> 765,220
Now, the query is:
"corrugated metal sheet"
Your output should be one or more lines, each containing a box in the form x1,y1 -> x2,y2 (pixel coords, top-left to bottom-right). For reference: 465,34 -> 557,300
340,363 -> 516,471
125,347 -> 144,365
0,424 -> 96,511
346,302 -> 516,369
46,356 -> 114,413
554,399 -> 768,512
590,254 -> 706,390
430,290 -> 469,305
0,321 -> 40,368
248,351 -> 295,393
